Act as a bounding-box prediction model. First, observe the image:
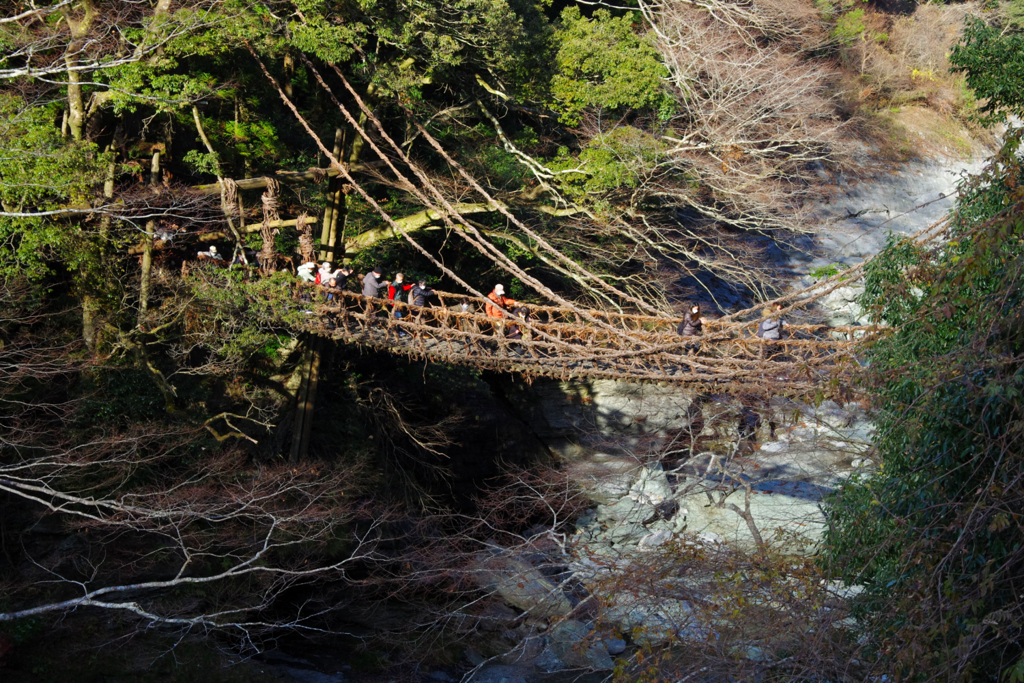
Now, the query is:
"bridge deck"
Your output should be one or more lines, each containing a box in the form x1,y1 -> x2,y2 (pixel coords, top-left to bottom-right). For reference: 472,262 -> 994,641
299,289 -> 880,394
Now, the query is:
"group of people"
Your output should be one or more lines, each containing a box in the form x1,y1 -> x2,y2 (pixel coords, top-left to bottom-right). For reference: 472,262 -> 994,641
343,266 -> 787,348
350,268 -> 538,342
677,302 -> 787,361
195,246 -> 786,348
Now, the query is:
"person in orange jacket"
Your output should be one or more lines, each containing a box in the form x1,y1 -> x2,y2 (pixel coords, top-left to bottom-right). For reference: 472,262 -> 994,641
485,284 -> 519,318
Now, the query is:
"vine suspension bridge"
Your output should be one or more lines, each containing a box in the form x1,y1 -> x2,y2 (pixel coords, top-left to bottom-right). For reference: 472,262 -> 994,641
297,280 -> 881,396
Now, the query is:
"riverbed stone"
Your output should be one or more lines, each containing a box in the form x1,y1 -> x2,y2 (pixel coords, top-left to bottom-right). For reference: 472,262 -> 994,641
565,452 -> 642,505
637,529 -> 673,550
602,636 -> 627,656
468,664 -> 528,683
500,377 -> 697,457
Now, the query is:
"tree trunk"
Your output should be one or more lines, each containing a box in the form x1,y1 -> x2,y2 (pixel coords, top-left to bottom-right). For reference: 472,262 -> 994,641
83,142 -> 117,353
63,2 -> 97,141
289,337 -> 322,462
139,151 -> 160,313
319,128 -> 344,263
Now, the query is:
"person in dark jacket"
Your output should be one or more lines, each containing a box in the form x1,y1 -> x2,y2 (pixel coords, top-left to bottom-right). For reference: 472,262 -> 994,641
410,279 -> 434,307
677,304 -> 704,337
506,306 -> 531,341
362,267 -> 389,297
361,267 -> 389,317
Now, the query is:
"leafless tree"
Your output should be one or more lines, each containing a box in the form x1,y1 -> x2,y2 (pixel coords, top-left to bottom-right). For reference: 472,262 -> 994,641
615,0 -> 848,299
0,281 -> 390,651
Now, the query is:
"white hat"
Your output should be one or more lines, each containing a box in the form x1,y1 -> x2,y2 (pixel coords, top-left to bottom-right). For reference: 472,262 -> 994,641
322,261 -> 330,268
494,284 -> 504,295
209,245 -> 217,254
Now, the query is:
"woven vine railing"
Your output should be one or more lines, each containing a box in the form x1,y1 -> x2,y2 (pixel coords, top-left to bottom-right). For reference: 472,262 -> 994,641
289,285 -> 882,396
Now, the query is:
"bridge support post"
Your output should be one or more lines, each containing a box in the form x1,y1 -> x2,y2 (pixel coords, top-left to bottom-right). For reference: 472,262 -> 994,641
319,128 -> 344,263
289,337 -> 323,462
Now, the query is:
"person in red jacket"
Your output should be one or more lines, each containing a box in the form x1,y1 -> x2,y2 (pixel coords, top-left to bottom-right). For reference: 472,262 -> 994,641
388,272 -> 414,318
486,284 -> 519,336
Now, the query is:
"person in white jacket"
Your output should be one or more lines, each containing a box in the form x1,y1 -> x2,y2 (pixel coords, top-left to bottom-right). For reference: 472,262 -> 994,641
296,261 -> 317,283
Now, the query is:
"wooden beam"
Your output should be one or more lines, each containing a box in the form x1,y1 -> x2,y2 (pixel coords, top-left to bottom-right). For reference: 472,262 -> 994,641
127,217 -> 317,255
191,162 -> 381,195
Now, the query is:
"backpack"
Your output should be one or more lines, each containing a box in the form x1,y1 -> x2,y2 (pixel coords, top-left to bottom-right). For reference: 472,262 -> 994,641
755,320 -> 765,338
314,270 -> 322,285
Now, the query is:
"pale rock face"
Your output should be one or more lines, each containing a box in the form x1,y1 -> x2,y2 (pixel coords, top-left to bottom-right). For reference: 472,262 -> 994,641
627,464 -> 673,505
801,154 -> 988,273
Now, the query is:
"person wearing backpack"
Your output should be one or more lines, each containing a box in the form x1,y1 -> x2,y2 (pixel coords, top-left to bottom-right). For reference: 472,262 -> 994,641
756,302 -> 785,360
410,279 -> 434,307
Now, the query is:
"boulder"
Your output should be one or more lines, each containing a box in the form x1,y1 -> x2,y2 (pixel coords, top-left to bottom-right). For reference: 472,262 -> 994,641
476,555 -> 573,619
565,452 -> 642,505
627,464 -> 672,505
547,620 -> 614,670
504,378 -> 697,456
637,529 -> 673,550
602,635 -> 627,656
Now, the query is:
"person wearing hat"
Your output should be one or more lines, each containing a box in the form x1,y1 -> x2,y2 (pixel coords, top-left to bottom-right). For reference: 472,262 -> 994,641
486,284 -> 519,337
362,267 -> 390,298
485,284 -> 519,319
318,261 -> 334,283
297,260 -> 318,283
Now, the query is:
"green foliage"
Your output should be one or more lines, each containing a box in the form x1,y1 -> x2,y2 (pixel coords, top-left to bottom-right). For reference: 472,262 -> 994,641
1003,0 -> 1024,32
354,0 -> 550,99
550,7 -> 673,126
0,97 -> 107,280
833,8 -> 867,43
808,263 -> 848,280
551,126 -> 665,202
823,128 -> 1024,679
182,149 -> 221,176
950,16 -> 1024,126
182,269 -> 308,372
